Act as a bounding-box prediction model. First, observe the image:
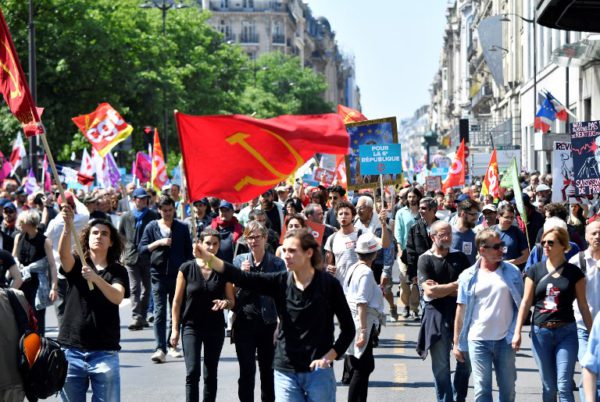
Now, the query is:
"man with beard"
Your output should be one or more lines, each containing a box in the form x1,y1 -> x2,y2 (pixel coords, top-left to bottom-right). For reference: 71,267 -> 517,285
304,203 -> 336,254
258,189 -> 284,236
0,203 -> 18,252
451,199 -> 480,265
406,197 -> 439,321
394,187 -> 422,318
417,221 -> 471,402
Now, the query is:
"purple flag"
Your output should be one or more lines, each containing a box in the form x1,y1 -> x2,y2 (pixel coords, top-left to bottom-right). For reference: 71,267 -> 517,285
103,153 -> 121,188
24,168 -> 39,194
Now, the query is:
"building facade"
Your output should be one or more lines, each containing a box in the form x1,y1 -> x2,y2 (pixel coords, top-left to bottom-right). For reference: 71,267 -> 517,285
198,0 -> 361,109
429,0 -> 600,173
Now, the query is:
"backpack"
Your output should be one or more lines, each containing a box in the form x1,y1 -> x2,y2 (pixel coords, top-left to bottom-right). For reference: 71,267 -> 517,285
326,228 -> 363,266
6,289 -> 68,401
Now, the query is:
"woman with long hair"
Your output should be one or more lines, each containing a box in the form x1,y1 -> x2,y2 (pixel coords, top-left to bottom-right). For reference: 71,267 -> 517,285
58,206 -> 130,402
513,226 -> 593,401
194,228 -> 354,402
170,228 -> 235,402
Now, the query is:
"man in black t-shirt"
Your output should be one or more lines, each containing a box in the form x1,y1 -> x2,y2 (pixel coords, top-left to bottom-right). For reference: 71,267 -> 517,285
0,249 -> 21,289
416,221 -> 471,402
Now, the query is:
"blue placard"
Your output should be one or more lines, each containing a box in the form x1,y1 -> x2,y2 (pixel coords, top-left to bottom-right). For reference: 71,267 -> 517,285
358,144 -> 402,175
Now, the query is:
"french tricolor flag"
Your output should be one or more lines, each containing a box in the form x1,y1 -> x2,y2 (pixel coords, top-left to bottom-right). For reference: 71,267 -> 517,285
534,97 -> 557,134
546,91 -> 568,121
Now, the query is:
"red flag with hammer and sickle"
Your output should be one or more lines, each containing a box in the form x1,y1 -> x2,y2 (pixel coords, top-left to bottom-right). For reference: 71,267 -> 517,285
0,7 -> 42,137
442,139 -> 466,192
175,112 -> 350,203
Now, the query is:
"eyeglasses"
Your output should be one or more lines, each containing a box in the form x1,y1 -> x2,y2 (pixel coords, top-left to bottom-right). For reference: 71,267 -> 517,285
3,209 -> 15,214
246,235 -> 263,242
419,206 -> 430,211
482,241 -> 506,250
329,196 -> 338,200
541,240 -> 555,247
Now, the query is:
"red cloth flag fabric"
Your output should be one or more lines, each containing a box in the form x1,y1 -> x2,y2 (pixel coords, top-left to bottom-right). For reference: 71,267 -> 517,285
337,105 -> 367,124
442,139 -> 466,192
481,148 -> 500,200
79,148 -> 94,178
0,7 -> 42,137
151,129 -> 169,191
9,131 -> 26,175
175,112 -> 349,203
0,150 -> 11,182
134,151 -> 152,184
72,103 -> 133,157
335,154 -> 348,189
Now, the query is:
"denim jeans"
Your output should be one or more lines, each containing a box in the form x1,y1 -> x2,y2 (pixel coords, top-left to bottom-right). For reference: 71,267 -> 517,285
150,271 -> 177,353
577,326 -> 600,402
234,321 -> 277,402
273,367 -> 336,402
60,348 -> 120,402
468,339 -> 516,402
532,323 -> 578,402
182,324 -> 225,402
430,323 -> 471,402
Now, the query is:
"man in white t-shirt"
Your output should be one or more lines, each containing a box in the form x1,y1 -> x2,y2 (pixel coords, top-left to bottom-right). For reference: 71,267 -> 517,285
453,229 -> 523,402
570,218 -> 600,400
325,201 -> 384,286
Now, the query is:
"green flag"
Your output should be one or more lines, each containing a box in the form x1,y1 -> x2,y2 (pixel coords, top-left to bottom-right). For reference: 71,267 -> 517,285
500,157 -> 527,224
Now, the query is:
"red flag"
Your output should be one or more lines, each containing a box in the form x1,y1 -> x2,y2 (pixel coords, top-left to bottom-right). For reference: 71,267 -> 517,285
0,8 -> 42,137
42,155 -> 51,192
442,140 -> 466,192
175,113 -> 349,203
72,103 -> 133,157
337,105 -> 367,124
481,148 -> 500,200
134,152 -> 152,184
151,129 -> 169,191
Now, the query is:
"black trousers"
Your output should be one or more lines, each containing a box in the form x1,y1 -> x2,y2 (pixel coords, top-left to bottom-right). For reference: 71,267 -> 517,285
234,320 -> 277,402
347,326 -> 376,402
182,324 -> 225,402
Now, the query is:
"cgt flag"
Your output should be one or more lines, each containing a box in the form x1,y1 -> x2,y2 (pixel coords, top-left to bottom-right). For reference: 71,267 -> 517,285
72,103 -> 133,157
481,148 -> 500,200
442,139 -> 466,192
0,7 -> 42,137
175,112 -> 349,203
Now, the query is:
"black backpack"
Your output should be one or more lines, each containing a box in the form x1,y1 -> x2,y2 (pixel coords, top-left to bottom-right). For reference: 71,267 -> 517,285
6,289 -> 68,401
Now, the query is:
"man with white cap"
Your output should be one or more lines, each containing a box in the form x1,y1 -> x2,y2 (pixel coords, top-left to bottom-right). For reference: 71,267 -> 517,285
534,183 -> 552,210
474,204 -> 497,234
343,231 -> 385,401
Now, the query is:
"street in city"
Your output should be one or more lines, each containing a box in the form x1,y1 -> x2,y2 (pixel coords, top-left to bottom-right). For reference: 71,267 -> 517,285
43,297 -> 560,401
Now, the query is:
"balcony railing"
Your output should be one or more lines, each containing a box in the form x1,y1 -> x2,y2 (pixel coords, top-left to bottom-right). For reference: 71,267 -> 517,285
240,33 -> 259,43
272,34 -> 285,44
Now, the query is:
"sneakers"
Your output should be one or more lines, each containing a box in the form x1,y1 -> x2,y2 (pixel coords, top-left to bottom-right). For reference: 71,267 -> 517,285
403,306 -> 410,319
128,319 -> 144,331
168,347 -> 183,358
411,311 -> 420,322
151,349 -> 166,364
390,306 -> 398,321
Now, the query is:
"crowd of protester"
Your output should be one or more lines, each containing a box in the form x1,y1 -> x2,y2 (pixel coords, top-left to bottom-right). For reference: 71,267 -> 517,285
4,170 -> 600,401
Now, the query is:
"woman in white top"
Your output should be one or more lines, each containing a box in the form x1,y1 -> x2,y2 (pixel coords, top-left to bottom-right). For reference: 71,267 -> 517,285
343,232 -> 385,402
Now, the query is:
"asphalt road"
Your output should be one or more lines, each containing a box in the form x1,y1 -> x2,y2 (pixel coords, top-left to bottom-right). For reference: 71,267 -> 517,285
41,293 -> 584,401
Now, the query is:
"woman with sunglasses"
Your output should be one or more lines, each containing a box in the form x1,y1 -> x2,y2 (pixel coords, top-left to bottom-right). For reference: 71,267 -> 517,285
512,225 -> 593,402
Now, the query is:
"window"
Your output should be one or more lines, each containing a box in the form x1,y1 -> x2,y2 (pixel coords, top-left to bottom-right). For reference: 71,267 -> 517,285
241,21 -> 258,43
220,0 -> 228,8
242,0 -> 254,7
584,98 -> 592,122
272,20 -> 284,44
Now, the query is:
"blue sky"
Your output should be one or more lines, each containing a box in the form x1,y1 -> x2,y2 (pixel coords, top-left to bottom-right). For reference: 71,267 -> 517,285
306,0 -> 448,120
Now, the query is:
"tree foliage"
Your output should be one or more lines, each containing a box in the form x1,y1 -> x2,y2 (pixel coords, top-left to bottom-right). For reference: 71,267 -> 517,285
1,0 -> 333,167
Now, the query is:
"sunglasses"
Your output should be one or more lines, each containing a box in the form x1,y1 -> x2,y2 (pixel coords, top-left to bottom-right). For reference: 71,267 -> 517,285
483,241 -> 506,250
541,240 -> 555,247
329,196 -> 339,200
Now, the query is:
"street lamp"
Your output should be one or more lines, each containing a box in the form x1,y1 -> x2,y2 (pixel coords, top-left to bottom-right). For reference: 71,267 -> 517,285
140,0 -> 189,162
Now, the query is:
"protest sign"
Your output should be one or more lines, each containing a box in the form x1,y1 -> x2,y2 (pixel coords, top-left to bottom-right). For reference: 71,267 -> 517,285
279,219 -> 326,246
313,167 -> 335,186
425,176 -> 442,192
345,117 -> 402,190
358,144 -> 402,175
570,120 -> 600,195
552,141 -> 577,202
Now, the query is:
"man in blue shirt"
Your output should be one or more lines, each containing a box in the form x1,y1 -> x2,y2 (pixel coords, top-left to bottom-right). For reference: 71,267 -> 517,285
451,199 -> 479,265
494,204 -> 529,270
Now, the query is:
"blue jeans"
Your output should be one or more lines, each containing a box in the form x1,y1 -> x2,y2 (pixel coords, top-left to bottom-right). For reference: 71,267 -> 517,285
578,326 -> 600,402
468,339 -> 516,402
60,348 -> 120,402
430,323 -> 471,402
273,368 -> 336,402
531,323 -> 578,402
151,271 -> 177,353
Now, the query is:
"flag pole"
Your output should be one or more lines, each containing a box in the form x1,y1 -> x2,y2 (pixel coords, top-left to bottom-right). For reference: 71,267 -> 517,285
173,109 -> 198,243
39,132 -> 94,290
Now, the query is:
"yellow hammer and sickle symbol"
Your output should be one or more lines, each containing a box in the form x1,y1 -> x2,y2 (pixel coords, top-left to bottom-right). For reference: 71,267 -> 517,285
0,40 -> 22,99
226,129 -> 303,192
